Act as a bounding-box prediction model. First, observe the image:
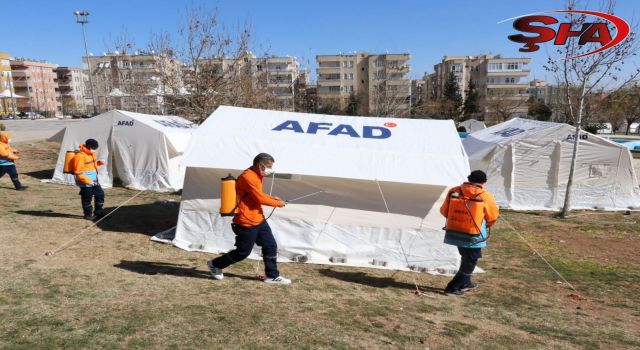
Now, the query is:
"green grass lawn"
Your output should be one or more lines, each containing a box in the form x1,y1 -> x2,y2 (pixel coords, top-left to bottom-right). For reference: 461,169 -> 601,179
0,141 -> 639,349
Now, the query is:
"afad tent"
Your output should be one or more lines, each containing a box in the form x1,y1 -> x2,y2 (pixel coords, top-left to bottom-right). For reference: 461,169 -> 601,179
463,118 -> 640,211
51,110 -> 196,192
459,119 -> 486,133
165,106 -> 470,273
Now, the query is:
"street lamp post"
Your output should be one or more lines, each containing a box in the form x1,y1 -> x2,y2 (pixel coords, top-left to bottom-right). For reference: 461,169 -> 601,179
74,10 -> 98,115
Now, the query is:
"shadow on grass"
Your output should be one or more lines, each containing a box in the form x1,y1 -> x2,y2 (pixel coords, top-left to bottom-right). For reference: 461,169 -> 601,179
319,268 -> 444,294
24,168 -> 54,179
113,260 -> 259,281
13,209 -> 84,219
114,260 -> 211,279
13,202 -> 179,236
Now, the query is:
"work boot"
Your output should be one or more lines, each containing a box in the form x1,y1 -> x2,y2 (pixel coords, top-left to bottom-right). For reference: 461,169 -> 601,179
83,214 -> 95,221
93,212 -> 106,221
461,281 -> 477,291
264,276 -> 292,285
444,289 -> 465,297
207,260 -> 224,280
15,186 -> 28,191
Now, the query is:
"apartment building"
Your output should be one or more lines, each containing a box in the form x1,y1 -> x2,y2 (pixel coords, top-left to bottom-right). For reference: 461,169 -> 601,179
209,52 -> 301,111
316,52 -> 411,116
426,54 -> 531,121
84,51 -> 181,114
54,67 -> 86,115
10,58 -> 61,116
0,53 -> 17,116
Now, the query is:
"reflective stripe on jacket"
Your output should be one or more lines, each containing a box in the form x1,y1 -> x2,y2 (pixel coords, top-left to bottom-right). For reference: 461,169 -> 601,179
72,144 -> 99,187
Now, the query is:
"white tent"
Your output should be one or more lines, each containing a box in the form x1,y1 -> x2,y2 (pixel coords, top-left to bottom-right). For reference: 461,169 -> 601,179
51,110 -> 196,192
463,118 -> 640,211
459,119 -> 486,133
163,106 -> 470,274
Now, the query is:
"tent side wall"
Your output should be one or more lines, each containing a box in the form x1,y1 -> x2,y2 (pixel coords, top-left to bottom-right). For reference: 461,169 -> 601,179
51,112 -> 116,188
110,115 -> 173,191
472,123 -> 640,210
173,167 -> 460,273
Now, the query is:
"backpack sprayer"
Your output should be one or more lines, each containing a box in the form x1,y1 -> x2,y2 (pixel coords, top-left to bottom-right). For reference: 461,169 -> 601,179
444,188 -> 490,243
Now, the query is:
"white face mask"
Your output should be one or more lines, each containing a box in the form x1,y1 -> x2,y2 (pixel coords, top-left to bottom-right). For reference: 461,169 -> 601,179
261,165 -> 275,176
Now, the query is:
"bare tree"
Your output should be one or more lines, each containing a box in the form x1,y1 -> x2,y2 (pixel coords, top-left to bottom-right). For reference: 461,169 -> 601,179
149,5 -> 274,123
606,85 -> 640,134
484,89 -> 527,122
368,58 -> 411,117
545,0 -> 640,217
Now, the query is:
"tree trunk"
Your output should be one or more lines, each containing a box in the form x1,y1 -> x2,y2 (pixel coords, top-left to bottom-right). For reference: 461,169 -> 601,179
560,82 -> 588,217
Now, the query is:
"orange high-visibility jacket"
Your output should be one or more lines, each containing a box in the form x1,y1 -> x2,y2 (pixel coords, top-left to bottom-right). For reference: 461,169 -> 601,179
440,182 -> 499,234
0,132 -> 19,162
233,166 -> 282,227
72,144 -> 100,185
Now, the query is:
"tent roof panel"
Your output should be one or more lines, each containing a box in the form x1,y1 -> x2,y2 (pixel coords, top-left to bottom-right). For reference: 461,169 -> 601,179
182,106 -> 470,186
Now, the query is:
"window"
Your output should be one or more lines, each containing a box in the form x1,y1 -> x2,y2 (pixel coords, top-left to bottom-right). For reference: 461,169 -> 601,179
506,62 -> 520,70
256,65 -> 262,71
450,64 -> 462,73
489,63 -> 502,71
275,65 -> 282,70
344,85 -> 354,92
342,60 -> 354,68
375,59 -> 385,67
343,73 -> 353,80
329,86 -> 340,92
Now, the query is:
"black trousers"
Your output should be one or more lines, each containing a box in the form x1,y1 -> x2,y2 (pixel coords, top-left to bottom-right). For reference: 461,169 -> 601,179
446,247 -> 482,292
211,221 -> 280,278
79,185 -> 105,216
0,164 -> 22,189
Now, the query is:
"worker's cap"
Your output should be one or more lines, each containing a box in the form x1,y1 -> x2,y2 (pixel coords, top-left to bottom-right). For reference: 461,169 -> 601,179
468,170 -> 487,183
85,139 -> 99,150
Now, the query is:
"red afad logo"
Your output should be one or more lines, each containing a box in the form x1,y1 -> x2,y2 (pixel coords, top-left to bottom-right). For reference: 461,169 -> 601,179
506,10 -> 630,59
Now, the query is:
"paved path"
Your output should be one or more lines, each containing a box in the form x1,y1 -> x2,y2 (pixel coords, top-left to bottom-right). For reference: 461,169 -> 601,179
0,118 -> 83,143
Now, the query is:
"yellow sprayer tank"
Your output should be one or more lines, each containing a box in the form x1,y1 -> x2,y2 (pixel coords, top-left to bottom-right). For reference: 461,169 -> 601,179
63,151 -> 77,174
220,173 -> 237,216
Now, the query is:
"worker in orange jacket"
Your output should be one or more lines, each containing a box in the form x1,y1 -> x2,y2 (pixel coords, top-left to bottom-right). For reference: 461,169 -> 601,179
207,153 -> 291,284
440,170 -> 499,296
72,139 -> 105,220
0,132 -> 28,190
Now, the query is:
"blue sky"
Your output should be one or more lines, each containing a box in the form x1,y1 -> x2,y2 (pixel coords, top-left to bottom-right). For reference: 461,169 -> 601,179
4,0 -> 639,82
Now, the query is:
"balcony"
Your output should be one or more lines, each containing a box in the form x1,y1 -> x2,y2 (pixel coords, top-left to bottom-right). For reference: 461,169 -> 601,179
317,61 -> 341,68
387,65 -> 410,73
487,69 -> 530,77
486,83 -> 529,89
269,81 -> 293,87
385,79 -> 411,85
317,79 -> 342,86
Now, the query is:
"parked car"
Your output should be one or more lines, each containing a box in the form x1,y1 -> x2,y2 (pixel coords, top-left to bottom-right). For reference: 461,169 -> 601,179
23,112 -> 44,119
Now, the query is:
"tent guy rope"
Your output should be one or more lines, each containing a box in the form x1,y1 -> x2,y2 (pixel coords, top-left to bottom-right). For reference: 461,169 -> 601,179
44,189 -> 145,257
499,215 -> 584,299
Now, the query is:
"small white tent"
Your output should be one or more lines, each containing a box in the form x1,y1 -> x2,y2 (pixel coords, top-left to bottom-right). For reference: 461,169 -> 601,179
463,118 -> 640,211
51,110 -> 196,192
459,119 -> 486,133
164,106 -> 470,273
